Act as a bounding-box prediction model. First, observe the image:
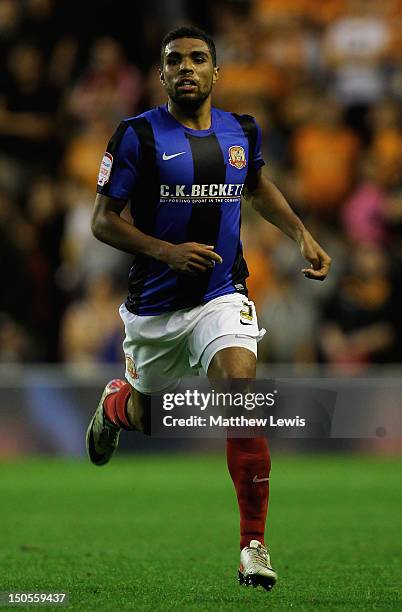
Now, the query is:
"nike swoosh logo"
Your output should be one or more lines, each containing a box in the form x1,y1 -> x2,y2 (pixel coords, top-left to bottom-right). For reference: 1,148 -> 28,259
162,152 -> 186,161
253,475 -> 269,483
240,320 -> 253,326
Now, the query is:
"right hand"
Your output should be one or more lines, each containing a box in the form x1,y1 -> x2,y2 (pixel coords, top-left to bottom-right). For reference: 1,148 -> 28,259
163,242 -> 223,275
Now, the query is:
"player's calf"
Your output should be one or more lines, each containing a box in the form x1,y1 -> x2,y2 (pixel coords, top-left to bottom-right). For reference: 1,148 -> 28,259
125,387 -> 152,435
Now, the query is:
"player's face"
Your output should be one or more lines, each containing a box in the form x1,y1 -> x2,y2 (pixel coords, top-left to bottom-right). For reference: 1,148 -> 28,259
160,38 -> 219,108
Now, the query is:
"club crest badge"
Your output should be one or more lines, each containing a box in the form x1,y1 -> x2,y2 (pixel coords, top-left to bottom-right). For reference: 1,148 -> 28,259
97,152 -> 113,186
240,301 -> 253,323
125,355 -> 139,380
228,145 -> 247,170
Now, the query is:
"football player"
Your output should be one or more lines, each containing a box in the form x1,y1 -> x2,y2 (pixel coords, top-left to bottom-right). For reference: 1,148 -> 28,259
87,26 -> 331,591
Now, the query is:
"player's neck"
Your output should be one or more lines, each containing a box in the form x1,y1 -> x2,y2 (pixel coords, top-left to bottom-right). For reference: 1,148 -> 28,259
167,99 -> 212,131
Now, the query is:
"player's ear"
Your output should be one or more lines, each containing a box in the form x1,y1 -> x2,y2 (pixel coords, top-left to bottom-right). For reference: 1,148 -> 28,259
159,68 -> 165,84
212,66 -> 219,84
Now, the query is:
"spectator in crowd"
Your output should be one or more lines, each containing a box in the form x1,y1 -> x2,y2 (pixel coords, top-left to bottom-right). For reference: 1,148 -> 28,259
291,96 -> 360,215
0,42 -> 59,197
25,176 -> 65,360
58,178 -> 131,294
0,0 -> 22,73
63,39 -> 143,192
259,272 -> 319,363
369,99 -> 401,188
341,154 -> 389,245
0,189 -> 34,325
323,0 -> 394,140
60,274 -> 125,363
68,37 -> 143,125
0,313 -> 32,362
62,119 -> 114,193
319,243 -> 395,369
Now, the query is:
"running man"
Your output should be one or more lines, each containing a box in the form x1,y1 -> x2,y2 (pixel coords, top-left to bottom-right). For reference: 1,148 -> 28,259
86,26 -> 331,591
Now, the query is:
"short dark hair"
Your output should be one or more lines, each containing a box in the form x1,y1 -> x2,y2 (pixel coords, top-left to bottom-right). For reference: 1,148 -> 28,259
161,26 -> 217,67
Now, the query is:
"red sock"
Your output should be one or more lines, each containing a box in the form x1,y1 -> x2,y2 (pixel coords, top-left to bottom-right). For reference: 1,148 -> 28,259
226,437 -> 271,549
103,383 -> 134,430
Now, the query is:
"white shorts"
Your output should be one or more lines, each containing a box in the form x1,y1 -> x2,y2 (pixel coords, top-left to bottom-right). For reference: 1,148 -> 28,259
119,293 -> 266,394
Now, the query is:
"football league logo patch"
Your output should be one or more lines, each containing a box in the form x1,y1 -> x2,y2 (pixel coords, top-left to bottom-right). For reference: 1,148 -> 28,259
97,152 -> 113,186
228,145 -> 247,170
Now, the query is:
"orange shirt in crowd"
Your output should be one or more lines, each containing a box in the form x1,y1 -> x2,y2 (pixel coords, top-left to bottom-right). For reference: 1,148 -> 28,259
63,125 -> 110,191
215,62 -> 284,100
254,0 -> 346,24
372,129 -> 402,187
244,248 -> 277,310
293,125 -> 360,210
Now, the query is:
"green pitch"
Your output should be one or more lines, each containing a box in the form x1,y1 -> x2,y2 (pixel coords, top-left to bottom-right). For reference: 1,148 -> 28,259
0,453 -> 401,611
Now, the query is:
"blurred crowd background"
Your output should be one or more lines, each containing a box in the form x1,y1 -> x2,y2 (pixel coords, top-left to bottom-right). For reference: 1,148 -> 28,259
0,0 -> 401,377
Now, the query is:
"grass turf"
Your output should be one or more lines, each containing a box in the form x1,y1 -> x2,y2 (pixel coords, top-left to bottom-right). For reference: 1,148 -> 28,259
0,453 -> 401,611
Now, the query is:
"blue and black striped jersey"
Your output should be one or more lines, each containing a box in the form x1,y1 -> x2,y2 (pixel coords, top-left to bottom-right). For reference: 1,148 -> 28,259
97,105 -> 265,315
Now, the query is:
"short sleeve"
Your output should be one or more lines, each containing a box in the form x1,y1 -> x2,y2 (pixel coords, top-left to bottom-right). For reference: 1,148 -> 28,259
232,113 -> 265,178
251,119 -> 265,172
96,122 -> 141,199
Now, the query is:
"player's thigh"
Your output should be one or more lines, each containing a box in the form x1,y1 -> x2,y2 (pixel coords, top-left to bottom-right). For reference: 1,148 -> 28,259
189,293 -> 264,376
119,304 -> 193,394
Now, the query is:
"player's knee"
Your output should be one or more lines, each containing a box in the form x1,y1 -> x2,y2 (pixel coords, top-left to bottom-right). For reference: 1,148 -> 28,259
208,347 -> 256,381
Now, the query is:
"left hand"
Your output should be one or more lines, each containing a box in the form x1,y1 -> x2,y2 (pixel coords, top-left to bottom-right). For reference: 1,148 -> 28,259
299,230 -> 332,281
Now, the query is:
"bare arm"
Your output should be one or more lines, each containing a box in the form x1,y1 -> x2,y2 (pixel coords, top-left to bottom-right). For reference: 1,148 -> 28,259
91,193 -> 222,274
244,170 -> 332,280
92,193 -> 170,259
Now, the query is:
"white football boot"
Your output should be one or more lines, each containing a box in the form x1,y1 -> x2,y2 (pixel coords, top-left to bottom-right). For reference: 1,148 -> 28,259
86,379 -> 126,466
238,539 -> 277,591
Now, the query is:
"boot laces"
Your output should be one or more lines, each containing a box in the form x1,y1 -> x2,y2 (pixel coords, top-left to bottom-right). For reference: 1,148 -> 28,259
249,544 -> 270,568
